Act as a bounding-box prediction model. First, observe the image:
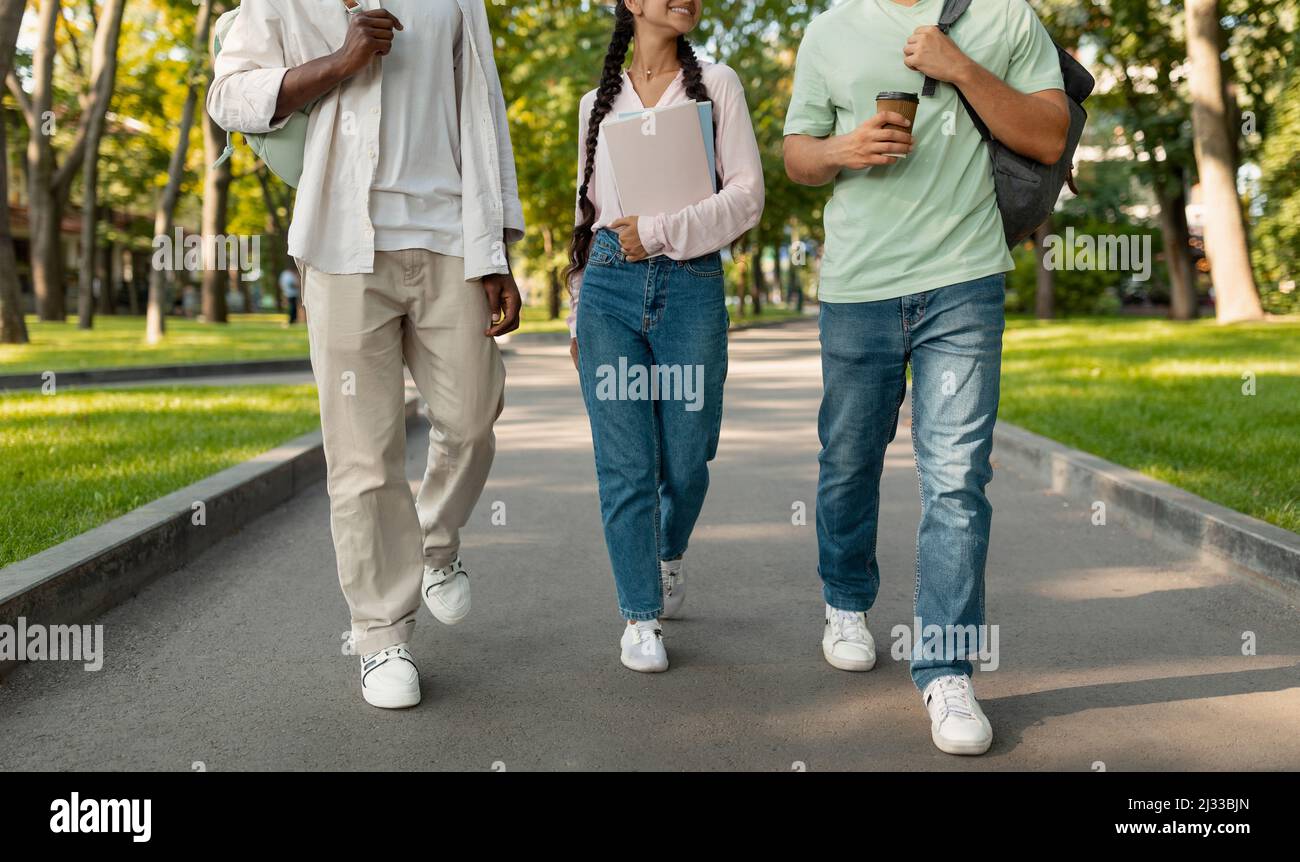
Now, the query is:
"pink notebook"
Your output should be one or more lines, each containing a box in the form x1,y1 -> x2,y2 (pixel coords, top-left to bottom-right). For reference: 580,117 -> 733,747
602,100 -> 714,216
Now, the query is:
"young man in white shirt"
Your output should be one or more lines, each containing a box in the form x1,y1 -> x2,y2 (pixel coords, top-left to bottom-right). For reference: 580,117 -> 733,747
208,0 -> 525,709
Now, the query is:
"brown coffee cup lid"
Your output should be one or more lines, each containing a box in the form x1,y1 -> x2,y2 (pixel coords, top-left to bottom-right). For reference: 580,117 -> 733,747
876,91 -> 919,102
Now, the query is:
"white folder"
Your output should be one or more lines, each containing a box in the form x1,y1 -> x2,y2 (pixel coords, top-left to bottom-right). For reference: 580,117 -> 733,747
602,100 -> 715,216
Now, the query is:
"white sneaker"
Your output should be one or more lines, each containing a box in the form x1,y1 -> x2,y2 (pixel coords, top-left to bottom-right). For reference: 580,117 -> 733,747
620,620 -> 668,673
360,644 -> 421,709
422,557 -> 471,625
922,674 -> 993,755
822,604 -> 876,671
660,558 -> 687,619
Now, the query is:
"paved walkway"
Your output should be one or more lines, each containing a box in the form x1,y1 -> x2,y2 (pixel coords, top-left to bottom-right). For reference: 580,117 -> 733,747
2,320 -> 1297,771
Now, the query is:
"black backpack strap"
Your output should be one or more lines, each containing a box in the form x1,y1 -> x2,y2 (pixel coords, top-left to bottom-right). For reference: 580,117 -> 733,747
955,87 -> 992,142
921,0 -> 975,97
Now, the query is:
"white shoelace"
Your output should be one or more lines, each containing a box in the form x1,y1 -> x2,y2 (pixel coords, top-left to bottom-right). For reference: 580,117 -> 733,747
831,609 -> 868,643
931,677 -> 975,721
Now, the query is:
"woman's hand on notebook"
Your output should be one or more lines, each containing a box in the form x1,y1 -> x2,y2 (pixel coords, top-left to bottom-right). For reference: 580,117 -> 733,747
609,216 -> 647,261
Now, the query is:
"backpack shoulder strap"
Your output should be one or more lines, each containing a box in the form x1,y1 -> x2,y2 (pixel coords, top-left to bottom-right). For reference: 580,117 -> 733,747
920,0 -> 975,97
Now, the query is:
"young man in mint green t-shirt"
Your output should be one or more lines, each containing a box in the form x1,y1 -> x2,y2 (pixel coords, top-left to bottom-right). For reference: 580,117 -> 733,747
783,0 -> 1067,756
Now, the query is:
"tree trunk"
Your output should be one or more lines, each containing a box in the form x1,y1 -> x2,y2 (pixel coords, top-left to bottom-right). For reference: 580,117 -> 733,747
200,106 -> 231,324
77,100 -> 100,331
97,244 -> 114,314
123,247 -> 140,314
26,0 -> 64,321
148,0 -> 214,342
1185,0 -> 1264,323
749,244 -> 763,316
542,226 -> 561,320
1033,218 -> 1054,319
255,159 -> 288,311
1155,176 -> 1197,320
734,255 -> 747,318
0,0 -> 29,343
77,0 -> 128,330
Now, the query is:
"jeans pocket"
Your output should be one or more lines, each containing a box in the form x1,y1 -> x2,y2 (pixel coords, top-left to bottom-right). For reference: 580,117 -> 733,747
684,252 -> 723,278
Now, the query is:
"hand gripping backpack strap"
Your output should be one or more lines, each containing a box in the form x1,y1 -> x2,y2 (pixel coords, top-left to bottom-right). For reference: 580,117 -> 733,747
920,0 -> 975,97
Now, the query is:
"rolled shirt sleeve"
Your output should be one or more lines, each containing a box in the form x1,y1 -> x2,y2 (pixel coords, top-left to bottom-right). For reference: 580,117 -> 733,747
206,0 -> 294,135
639,64 -> 764,261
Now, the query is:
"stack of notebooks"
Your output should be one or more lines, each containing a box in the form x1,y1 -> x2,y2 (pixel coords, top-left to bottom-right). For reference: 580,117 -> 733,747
601,100 -> 717,216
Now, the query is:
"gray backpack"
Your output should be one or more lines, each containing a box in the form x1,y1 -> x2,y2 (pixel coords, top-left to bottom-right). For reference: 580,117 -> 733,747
921,0 -> 1094,246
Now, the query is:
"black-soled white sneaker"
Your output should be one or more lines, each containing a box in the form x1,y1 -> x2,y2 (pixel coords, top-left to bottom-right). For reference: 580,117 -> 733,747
423,557 -> 471,625
360,643 -> 420,709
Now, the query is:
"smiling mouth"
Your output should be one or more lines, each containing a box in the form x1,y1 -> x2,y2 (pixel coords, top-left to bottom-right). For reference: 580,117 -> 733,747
669,4 -> 694,16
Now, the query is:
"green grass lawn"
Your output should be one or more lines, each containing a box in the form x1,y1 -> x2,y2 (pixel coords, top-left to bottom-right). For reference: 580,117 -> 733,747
519,304 -> 572,334
730,304 -> 808,327
0,384 -> 321,567
1,308 -> 590,373
0,315 -> 310,375
2,304 -> 811,375
522,301 -> 808,334
999,316 -> 1300,534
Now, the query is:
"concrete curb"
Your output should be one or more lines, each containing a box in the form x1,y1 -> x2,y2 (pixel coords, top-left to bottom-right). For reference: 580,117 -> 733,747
0,392 -> 421,679
0,358 -> 314,391
993,421 -> 1300,591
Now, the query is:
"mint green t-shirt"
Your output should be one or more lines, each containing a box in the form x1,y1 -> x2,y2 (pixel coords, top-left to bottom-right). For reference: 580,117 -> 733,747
784,0 -> 1064,303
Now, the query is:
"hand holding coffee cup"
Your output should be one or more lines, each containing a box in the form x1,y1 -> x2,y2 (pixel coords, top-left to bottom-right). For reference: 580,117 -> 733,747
835,110 -> 914,169
875,91 -> 919,158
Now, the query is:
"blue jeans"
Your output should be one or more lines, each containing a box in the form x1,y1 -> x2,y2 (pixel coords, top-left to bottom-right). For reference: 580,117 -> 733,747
816,274 -> 1006,691
577,229 -> 729,621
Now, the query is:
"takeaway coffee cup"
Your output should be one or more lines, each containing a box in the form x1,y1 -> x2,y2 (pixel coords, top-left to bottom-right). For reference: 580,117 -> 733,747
875,91 -> 918,158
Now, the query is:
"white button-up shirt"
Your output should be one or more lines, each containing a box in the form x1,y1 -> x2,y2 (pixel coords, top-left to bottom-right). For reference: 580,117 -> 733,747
207,0 -> 525,280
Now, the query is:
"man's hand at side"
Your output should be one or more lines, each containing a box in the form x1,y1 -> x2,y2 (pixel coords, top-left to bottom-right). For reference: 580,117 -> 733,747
483,273 -> 522,337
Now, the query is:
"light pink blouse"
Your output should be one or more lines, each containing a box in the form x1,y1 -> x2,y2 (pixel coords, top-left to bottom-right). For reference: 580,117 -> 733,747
567,61 -> 765,337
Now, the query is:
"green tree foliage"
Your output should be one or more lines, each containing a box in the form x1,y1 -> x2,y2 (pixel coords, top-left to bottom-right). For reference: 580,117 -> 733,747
1252,56 -> 1300,315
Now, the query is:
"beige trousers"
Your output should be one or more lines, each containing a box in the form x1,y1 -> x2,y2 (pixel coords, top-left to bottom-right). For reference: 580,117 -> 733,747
302,249 -> 505,655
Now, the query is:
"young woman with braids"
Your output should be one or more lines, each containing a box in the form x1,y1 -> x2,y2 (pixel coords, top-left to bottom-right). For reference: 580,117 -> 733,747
565,0 -> 763,673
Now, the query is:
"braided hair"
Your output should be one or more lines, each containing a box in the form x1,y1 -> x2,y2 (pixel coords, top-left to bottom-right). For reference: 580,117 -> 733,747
565,1 -> 715,287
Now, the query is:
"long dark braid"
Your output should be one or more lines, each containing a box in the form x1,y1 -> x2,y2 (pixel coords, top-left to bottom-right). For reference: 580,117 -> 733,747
565,3 -> 715,287
566,2 -> 635,286
675,33 -> 721,194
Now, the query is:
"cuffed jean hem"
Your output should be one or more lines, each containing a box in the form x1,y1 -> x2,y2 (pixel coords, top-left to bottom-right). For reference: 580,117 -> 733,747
911,663 -> 975,694
822,585 -> 875,614
621,607 -> 663,622
354,617 -> 417,657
